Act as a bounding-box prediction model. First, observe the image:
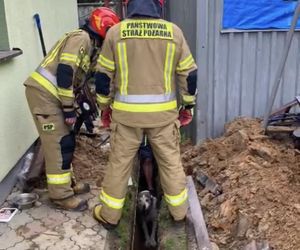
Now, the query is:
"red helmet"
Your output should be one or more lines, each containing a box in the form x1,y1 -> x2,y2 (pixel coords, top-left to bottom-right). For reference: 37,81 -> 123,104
89,7 -> 120,39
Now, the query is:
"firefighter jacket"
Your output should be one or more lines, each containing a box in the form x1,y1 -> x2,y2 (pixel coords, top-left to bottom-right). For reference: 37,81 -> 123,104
25,29 -> 95,116
95,18 -> 197,128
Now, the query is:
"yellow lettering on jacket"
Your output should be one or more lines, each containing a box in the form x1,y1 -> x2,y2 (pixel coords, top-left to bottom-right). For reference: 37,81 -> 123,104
121,20 -> 173,40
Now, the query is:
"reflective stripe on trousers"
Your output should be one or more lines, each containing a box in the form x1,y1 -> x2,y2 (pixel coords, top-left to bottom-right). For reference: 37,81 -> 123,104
47,172 -> 71,185
164,188 -> 188,207
99,189 -> 125,210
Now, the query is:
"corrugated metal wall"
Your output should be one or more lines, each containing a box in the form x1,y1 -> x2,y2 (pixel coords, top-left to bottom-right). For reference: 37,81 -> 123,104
167,0 -> 196,56
166,0 -> 197,140
170,0 -> 300,142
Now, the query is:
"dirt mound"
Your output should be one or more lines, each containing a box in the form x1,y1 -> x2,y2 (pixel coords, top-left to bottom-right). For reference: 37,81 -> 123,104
182,117 -> 300,250
72,132 -> 110,186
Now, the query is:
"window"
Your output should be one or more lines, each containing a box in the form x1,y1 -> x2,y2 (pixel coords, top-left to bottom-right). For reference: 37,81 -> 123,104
0,0 -> 22,63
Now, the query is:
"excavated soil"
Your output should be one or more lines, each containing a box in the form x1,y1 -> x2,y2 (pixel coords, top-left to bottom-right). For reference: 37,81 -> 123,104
72,130 -> 110,187
182,117 -> 300,250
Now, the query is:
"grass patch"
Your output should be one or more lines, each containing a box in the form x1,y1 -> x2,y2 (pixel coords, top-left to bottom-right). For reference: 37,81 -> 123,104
158,200 -> 188,250
108,187 -> 136,250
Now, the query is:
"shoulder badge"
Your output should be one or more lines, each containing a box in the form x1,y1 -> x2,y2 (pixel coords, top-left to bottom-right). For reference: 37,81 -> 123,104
80,46 -> 85,55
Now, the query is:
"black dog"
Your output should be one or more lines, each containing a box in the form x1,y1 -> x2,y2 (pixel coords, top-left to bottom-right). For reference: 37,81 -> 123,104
137,190 -> 158,248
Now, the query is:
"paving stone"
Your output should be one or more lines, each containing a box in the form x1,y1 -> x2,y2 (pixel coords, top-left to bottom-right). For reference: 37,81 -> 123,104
88,195 -> 100,209
92,224 -> 108,238
43,210 -> 68,229
7,240 -> 36,250
47,238 -> 80,250
31,230 -> 62,250
77,213 -> 98,228
17,220 -> 48,239
71,228 -> 106,250
26,205 -> 54,220
54,219 -> 85,237
0,222 -> 10,236
62,210 -> 83,220
9,210 -> 33,230
0,228 -> 24,249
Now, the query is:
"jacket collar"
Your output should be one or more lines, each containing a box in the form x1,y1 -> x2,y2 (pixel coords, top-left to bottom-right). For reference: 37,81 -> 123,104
127,0 -> 161,18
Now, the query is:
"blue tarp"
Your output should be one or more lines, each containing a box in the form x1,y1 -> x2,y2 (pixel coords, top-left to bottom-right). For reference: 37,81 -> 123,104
223,0 -> 300,30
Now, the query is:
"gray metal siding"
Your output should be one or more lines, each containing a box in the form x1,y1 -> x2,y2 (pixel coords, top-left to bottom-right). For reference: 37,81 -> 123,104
193,0 -> 300,141
167,0 -> 197,139
167,0 -> 196,56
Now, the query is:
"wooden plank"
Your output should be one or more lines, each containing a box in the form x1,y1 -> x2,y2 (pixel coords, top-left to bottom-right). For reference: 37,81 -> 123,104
187,176 -> 212,250
266,125 -> 296,133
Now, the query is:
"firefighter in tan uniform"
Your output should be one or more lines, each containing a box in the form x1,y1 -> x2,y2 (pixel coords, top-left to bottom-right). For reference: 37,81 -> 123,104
24,8 -> 120,211
93,0 -> 197,229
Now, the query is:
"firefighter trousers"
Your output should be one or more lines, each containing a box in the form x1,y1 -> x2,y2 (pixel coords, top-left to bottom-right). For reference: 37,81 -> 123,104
99,120 -> 188,225
25,85 -> 75,200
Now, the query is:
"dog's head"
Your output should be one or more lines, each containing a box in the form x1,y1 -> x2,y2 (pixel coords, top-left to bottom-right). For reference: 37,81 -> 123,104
137,190 -> 152,212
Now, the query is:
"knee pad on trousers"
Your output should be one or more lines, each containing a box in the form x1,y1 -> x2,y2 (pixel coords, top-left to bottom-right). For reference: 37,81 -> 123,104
60,132 -> 75,170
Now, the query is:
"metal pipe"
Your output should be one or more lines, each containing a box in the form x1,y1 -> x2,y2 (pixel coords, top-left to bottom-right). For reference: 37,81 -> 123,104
33,14 -> 47,57
263,0 -> 300,128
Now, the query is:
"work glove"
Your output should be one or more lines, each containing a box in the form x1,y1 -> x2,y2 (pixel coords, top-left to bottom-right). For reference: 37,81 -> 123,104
178,106 -> 193,127
101,107 -> 112,128
63,109 -> 77,126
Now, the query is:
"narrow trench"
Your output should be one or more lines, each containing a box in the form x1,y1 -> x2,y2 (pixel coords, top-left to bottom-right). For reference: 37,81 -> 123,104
132,161 -> 161,250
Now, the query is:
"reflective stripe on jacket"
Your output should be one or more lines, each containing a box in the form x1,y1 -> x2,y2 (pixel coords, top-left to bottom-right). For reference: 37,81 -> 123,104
25,30 -> 93,108
96,19 -> 197,128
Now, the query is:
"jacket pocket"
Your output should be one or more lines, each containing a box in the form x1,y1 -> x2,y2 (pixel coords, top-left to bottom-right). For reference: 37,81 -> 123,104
35,114 -> 57,133
174,120 -> 181,146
